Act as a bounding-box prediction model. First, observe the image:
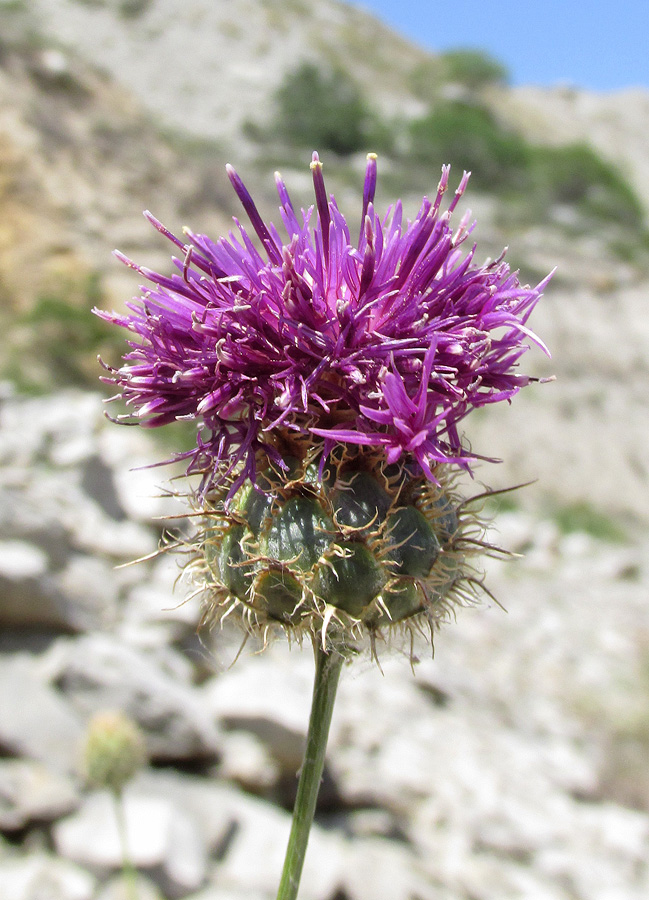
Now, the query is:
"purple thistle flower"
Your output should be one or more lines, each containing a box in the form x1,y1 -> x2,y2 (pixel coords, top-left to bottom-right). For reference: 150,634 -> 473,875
96,152 -> 551,494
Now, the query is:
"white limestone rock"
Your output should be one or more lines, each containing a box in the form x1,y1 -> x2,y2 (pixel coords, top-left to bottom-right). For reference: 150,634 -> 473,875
0,852 -> 95,900
339,836 -> 438,900
214,791 -> 345,900
95,874 -> 164,900
0,654 -> 84,774
53,790 -> 207,898
42,634 -> 221,762
202,646 -> 314,773
0,759 -> 78,832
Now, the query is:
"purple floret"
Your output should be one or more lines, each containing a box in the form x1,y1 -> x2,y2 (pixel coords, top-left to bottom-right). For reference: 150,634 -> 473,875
96,152 -> 551,493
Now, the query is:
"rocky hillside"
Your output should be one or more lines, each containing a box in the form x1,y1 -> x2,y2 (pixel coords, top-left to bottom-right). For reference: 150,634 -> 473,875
15,0 -> 431,139
495,85 -> 649,216
8,1 -> 649,214
1,0 -> 648,522
2,0 -> 646,218
1,2 -> 649,899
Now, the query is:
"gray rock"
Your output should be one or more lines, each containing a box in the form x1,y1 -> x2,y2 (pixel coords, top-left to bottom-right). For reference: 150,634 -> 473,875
457,854 -> 565,900
131,770 -> 345,898
217,730 -> 279,795
0,548 -> 120,633
183,890 -> 263,900
344,808 -> 404,841
80,454 -> 127,523
60,489 -> 157,562
0,552 -> 125,633
132,770 -> 244,857
95,874 -> 164,900
97,424 -> 187,525
0,541 -> 48,581
0,539 -> 68,630
340,837 -> 438,900
534,803 -> 649,900
202,648 -> 314,774
0,852 -> 95,900
183,889 -> 263,900
0,515 -> 71,572
44,634 -> 221,762
1,473 -> 155,570
49,555 -> 122,631
124,552 -> 202,638
0,391 -> 97,471
53,790 -> 207,899
0,759 -> 78,832
214,791 -> 345,900
0,513 -> 148,630
0,655 -> 84,774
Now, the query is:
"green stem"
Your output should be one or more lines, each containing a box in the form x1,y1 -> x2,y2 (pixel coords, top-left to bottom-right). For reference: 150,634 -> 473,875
113,789 -> 139,900
276,642 -> 344,900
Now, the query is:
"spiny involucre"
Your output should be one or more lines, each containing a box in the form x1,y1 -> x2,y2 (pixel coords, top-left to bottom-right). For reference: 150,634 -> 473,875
97,153 -> 551,652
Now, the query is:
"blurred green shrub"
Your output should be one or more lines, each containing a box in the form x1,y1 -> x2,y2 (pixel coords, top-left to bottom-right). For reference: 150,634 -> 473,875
409,49 -> 509,101
408,58 -> 444,101
553,500 -> 627,543
118,0 -> 152,18
70,0 -> 151,13
527,143 -> 645,228
272,62 -> 383,155
439,48 -> 510,89
409,101 -> 529,190
5,273 -> 123,391
0,0 -> 28,13
408,100 -> 644,230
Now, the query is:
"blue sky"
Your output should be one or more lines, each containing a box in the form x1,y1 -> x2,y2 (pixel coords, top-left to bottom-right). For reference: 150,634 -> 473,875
346,0 -> 648,91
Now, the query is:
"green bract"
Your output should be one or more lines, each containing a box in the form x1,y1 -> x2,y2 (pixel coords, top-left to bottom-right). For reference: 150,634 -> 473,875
198,446 -> 473,651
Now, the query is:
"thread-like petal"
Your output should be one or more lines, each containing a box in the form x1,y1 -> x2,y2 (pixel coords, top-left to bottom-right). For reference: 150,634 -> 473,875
97,154 -> 551,493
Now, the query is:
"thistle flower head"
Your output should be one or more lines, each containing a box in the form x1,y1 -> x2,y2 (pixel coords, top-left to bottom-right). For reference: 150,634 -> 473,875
97,153 -> 550,496
97,154 -> 551,653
